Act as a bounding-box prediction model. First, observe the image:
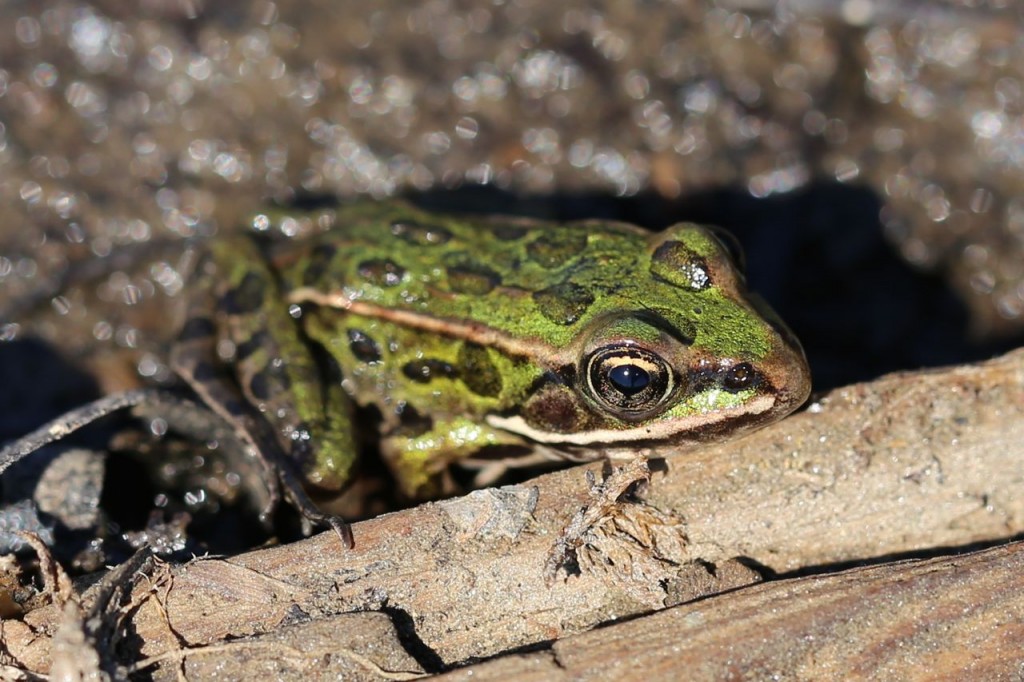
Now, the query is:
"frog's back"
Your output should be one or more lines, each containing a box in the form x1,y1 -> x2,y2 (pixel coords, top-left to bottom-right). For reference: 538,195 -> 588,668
270,201 -> 730,352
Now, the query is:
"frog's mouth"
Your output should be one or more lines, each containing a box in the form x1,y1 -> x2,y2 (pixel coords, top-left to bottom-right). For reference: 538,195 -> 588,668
485,392 -> 779,447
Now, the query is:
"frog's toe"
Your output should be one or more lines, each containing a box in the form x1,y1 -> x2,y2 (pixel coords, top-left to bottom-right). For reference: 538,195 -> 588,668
324,515 -> 355,549
297,510 -> 354,548
275,463 -> 354,547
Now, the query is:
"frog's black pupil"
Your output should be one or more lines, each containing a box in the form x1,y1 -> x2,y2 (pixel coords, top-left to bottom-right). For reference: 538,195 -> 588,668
608,364 -> 650,395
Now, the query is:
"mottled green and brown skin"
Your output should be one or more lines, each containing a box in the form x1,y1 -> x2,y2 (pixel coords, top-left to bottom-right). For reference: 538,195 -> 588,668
172,201 -> 810,528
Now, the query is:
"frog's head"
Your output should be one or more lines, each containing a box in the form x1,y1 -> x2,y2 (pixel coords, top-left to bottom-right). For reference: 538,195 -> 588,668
487,222 -> 811,451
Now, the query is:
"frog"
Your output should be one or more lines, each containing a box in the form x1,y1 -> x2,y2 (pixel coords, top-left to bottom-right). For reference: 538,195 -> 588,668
169,201 -> 811,546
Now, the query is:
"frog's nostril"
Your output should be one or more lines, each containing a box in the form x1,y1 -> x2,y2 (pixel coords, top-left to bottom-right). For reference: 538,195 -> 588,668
722,362 -> 757,392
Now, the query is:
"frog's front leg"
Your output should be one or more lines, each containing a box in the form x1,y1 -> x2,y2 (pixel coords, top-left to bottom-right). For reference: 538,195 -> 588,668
382,415 -> 531,498
171,238 -> 358,545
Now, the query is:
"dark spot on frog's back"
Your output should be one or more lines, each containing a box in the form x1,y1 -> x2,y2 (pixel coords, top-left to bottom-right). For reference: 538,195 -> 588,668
526,231 -> 588,269
347,328 -> 382,363
247,366 -> 283,402
489,221 -> 528,241
234,330 -> 273,363
221,398 -> 248,417
446,261 -> 502,296
390,219 -> 452,246
357,258 -> 406,287
394,403 -> 434,437
191,360 -> 226,383
533,282 -> 595,326
178,316 -> 216,341
402,358 -> 457,383
650,241 -> 711,291
302,243 -> 338,286
668,315 -> 698,345
457,343 -> 502,397
223,272 -> 267,314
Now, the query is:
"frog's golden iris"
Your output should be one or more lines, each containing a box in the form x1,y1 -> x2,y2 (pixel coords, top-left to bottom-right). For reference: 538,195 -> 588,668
584,343 -> 675,419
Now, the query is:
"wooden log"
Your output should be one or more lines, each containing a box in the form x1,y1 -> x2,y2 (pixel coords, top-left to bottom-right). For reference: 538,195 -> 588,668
436,541 -> 1024,681
3,349 -> 1023,678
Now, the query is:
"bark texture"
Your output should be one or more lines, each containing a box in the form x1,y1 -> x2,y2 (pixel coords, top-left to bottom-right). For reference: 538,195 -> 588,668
3,349 -> 1023,680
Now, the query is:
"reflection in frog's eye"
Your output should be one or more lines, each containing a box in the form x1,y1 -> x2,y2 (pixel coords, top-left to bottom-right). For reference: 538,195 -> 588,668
608,363 -> 650,395
584,345 -> 675,419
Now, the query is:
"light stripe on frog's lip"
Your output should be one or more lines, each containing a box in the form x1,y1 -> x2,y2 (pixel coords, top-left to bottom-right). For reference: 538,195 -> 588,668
485,393 -> 777,446
287,286 -> 568,360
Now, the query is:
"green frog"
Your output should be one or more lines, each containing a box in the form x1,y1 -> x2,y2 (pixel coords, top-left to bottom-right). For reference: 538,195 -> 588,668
172,201 -> 811,544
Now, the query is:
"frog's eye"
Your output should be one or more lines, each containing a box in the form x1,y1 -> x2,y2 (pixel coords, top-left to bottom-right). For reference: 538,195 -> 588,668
584,345 -> 675,419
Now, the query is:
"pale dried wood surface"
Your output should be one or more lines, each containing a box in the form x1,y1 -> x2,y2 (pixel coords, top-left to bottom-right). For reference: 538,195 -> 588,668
437,541 -> 1024,681
3,349 -> 1023,679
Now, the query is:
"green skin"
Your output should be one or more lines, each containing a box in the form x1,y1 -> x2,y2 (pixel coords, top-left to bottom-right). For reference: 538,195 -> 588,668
172,202 -> 811,501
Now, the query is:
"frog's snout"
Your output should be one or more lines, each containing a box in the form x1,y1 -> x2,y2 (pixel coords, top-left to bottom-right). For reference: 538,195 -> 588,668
763,331 -> 812,418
